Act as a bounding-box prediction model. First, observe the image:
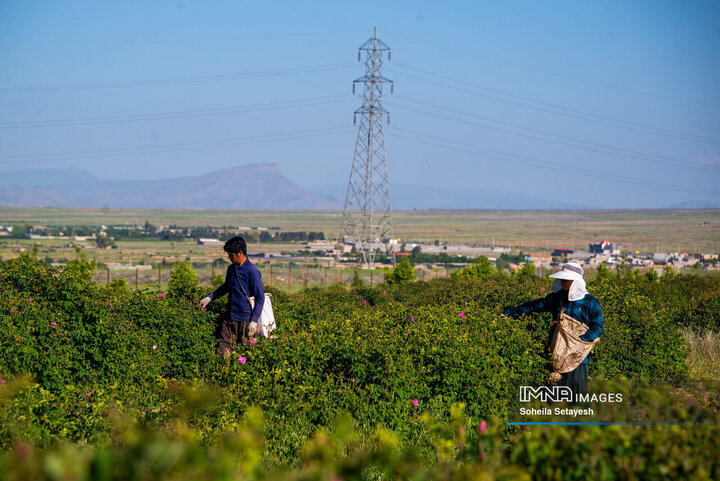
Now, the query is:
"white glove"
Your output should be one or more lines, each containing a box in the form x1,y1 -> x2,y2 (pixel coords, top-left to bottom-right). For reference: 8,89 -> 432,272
248,321 -> 258,337
200,297 -> 211,309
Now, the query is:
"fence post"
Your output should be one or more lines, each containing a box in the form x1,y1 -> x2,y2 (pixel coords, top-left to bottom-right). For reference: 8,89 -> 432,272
135,268 -> 139,289
107,267 -> 110,286
288,265 -> 292,290
303,266 -> 308,288
370,270 -> 373,288
158,265 -> 162,285
323,266 -> 326,286
270,264 -> 274,287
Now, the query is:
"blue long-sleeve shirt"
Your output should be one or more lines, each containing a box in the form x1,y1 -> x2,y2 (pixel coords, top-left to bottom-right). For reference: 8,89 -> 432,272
503,290 -> 604,365
209,260 -> 265,323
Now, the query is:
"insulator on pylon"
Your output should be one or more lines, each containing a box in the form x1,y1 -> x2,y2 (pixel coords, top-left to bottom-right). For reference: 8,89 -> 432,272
353,84 -> 355,95
387,115 -> 391,125
388,51 -> 391,61
353,115 -> 356,125
390,84 -> 394,94
358,51 -> 361,62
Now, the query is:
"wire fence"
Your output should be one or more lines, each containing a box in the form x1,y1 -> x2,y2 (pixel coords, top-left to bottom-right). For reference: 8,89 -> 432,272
92,262 -> 458,292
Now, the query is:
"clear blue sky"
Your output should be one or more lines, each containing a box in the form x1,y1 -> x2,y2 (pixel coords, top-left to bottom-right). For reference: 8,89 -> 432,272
1,0 -> 719,208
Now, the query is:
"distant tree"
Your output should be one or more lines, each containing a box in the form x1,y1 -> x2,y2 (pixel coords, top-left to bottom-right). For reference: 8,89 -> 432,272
451,256 -> 494,280
384,257 -> 416,285
168,261 -> 198,298
645,269 -> 659,282
516,261 -> 536,279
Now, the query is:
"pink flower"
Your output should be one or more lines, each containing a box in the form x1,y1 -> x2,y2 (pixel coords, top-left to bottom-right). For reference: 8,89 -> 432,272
351,378 -> 355,382
361,300 -> 366,305
237,356 -> 247,364
86,392 -> 91,397
153,345 -> 158,350
159,293 -> 165,298
412,399 -> 419,407
10,309 -> 13,313
249,338 -> 257,345
28,297 -> 32,302
459,312 -> 466,318
541,287 -> 546,291
50,322 -> 57,328
480,420 -> 488,433
223,348 -> 230,357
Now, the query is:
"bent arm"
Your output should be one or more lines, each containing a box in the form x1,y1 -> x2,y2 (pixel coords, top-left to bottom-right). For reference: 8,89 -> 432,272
503,294 -> 554,318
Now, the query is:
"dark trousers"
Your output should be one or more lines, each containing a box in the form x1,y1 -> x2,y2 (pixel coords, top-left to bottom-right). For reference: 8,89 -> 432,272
216,317 -> 250,353
557,363 -> 589,399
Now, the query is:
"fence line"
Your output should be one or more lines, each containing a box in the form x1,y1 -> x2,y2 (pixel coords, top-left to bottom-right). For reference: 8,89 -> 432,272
94,262 -> 456,291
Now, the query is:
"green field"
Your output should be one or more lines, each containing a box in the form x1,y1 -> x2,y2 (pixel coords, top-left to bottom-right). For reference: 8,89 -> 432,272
2,206 -> 719,253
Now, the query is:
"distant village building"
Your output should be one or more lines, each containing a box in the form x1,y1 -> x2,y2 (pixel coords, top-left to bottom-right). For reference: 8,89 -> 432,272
197,238 -> 220,245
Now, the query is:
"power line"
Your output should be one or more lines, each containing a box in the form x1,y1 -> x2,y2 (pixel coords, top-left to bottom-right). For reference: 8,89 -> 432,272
0,95 -> 353,128
387,63 -> 720,146
386,96 -> 720,173
0,63 -> 356,93
389,126 -> 719,197
386,30 -> 720,111
0,126 -> 352,164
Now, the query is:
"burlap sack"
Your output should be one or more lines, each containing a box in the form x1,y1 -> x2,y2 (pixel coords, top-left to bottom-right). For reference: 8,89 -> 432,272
548,310 -> 599,384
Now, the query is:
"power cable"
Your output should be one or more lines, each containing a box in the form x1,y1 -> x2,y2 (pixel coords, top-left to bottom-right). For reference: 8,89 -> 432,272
387,64 -> 720,146
0,95 -> 353,128
0,63 -> 355,93
389,126 -> 719,197
386,96 -> 720,173
0,126 -> 352,164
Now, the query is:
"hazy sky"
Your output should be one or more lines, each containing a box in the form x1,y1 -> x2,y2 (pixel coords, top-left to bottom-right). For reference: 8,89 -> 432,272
1,0 -> 719,208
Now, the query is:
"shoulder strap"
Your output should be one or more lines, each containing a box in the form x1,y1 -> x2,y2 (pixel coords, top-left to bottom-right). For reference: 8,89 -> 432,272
234,265 -> 252,301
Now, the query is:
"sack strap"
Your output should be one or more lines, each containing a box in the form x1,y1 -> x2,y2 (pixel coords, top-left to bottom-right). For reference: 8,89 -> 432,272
233,265 -> 252,302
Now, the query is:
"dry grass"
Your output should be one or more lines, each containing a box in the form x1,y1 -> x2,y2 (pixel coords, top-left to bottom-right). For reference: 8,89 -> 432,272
681,327 -> 720,381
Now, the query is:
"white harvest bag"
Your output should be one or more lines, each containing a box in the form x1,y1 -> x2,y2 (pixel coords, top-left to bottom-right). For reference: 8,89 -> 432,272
249,294 -> 276,338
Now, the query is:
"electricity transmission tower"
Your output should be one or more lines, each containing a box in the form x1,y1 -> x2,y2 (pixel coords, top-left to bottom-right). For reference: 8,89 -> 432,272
339,27 -> 394,268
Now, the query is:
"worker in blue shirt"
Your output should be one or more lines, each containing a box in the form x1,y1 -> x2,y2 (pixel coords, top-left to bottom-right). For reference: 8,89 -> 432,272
200,236 -> 265,352
504,262 -> 603,396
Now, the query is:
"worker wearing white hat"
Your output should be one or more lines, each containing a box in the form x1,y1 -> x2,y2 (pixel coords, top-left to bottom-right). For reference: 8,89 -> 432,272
504,262 -> 604,396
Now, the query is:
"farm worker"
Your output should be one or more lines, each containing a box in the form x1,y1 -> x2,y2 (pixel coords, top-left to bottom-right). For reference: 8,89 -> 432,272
200,236 -> 264,351
503,262 -> 603,396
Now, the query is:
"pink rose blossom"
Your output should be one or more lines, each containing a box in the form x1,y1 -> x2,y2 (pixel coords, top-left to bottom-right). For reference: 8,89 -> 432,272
412,399 -> 419,407
50,322 -> 57,328
351,378 -> 355,382
237,356 -> 247,364
153,345 -> 158,350
361,300 -> 366,305
159,293 -> 165,298
249,338 -> 257,345
480,421 -> 488,433
459,312 -> 466,318
28,297 -> 32,302
541,287 -> 546,291
86,392 -> 91,397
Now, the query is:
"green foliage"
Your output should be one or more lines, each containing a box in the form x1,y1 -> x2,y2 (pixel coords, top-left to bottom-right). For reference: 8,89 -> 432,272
646,268 -> 659,282
515,261 -> 535,279
0,256 -> 717,472
451,256 -> 494,280
383,257 -> 416,285
168,261 -> 199,299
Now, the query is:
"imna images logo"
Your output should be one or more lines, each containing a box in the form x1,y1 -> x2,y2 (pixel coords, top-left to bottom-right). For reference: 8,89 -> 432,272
519,386 -> 623,403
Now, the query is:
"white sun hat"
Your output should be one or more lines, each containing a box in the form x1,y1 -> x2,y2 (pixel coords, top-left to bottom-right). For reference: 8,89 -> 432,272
549,262 -> 588,301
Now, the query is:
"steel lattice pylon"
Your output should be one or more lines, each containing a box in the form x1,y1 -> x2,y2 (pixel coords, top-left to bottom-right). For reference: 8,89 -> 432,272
339,27 -> 394,268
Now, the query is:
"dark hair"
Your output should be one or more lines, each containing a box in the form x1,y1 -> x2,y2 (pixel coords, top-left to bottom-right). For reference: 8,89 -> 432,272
223,236 -> 247,256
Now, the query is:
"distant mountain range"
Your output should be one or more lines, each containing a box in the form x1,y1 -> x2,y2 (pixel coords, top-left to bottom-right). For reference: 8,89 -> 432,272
0,164 -> 340,210
1,164 -> 717,210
